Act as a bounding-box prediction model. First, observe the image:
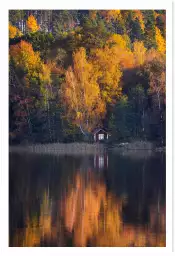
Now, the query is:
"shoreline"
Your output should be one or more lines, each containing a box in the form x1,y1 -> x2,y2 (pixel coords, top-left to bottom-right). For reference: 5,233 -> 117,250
9,141 -> 165,156
9,142 -> 106,155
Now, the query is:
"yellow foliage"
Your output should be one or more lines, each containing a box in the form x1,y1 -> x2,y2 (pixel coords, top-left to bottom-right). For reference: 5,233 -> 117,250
107,34 -> 128,49
9,41 -> 41,85
9,23 -> 22,39
155,27 -> 166,54
39,64 -> 51,84
9,40 -> 51,92
26,15 -> 40,33
91,46 -> 123,103
100,10 -> 122,22
61,47 -> 105,132
133,41 -> 147,66
106,38 -> 135,69
10,40 -> 41,72
154,10 -> 159,19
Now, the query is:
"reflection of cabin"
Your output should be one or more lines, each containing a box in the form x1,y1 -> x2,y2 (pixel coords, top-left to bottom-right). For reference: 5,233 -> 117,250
94,154 -> 108,169
93,128 -> 109,142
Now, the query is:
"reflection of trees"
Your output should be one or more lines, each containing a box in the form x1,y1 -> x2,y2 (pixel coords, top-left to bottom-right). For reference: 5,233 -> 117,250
63,172 -> 123,246
12,169 -> 165,247
62,171 -> 165,247
12,190 -> 61,247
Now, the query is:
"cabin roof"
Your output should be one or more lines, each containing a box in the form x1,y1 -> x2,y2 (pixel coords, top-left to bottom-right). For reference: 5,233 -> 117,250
92,128 -> 108,135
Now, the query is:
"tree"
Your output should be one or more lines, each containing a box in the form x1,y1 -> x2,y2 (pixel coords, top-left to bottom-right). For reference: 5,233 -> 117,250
90,45 -> 123,104
156,13 -> 166,38
133,10 -> 145,32
9,10 -> 24,25
9,40 -> 41,78
9,23 -> 22,39
26,15 -> 40,33
155,27 -> 166,54
142,10 -> 156,49
130,17 -> 144,42
100,10 -> 122,23
129,84 -> 147,138
60,47 -> 105,134
80,16 -> 110,50
109,95 -> 131,141
8,9 -> 166,145
89,10 -> 98,21
106,34 -> 129,49
144,52 -> 166,143
23,31 -> 54,60
52,10 -> 77,37
133,41 -> 147,66
9,40 -> 51,102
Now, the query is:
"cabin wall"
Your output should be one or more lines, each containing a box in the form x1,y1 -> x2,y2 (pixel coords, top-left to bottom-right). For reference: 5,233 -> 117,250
94,131 -> 108,142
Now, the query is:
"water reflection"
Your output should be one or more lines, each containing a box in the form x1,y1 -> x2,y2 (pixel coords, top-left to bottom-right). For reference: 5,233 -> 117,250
9,152 -> 165,247
94,154 -> 108,169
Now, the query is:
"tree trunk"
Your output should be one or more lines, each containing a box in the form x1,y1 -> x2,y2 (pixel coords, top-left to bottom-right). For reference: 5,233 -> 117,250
79,125 -> 86,136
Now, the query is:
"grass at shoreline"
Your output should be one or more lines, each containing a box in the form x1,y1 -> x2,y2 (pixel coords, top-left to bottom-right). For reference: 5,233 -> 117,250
9,141 -> 165,156
9,142 -> 106,155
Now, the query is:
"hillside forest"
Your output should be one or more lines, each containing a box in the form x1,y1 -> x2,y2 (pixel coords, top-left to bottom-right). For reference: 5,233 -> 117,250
9,10 -> 166,145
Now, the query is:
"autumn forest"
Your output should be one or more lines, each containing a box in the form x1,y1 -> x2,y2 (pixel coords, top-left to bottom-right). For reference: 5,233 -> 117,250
9,10 -> 166,145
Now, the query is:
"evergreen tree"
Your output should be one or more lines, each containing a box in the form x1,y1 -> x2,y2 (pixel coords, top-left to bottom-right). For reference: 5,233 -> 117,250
142,10 -> 157,49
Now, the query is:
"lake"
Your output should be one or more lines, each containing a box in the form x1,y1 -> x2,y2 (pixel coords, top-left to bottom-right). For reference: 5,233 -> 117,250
9,151 -> 166,247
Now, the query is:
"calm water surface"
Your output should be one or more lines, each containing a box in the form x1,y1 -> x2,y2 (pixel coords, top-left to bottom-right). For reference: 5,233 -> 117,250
9,151 -> 166,247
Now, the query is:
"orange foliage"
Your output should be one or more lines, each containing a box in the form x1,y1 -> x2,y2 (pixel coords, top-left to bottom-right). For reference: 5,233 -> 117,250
12,171 -> 165,247
26,15 -> 40,33
9,40 -> 51,89
61,171 -> 165,247
113,46 -> 134,69
9,23 -> 22,39
154,11 -> 159,19
10,40 -> 41,73
63,172 -> 123,246
61,47 -> 105,132
48,61 -> 65,75
145,48 -> 161,63
89,10 -> 98,20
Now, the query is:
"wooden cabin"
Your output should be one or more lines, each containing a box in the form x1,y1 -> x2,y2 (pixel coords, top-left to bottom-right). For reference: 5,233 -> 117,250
93,128 -> 109,142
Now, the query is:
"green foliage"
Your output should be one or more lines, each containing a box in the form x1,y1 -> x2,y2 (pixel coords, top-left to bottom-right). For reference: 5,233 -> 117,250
80,16 -> 110,50
23,32 -> 55,60
142,10 -> 157,49
9,10 -> 24,24
130,18 -> 144,42
52,10 -> 78,37
156,14 -> 166,38
109,96 -> 132,141
9,9 -> 166,145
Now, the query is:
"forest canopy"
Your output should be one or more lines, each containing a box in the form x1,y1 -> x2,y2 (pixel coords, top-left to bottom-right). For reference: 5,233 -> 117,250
9,10 -> 166,144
